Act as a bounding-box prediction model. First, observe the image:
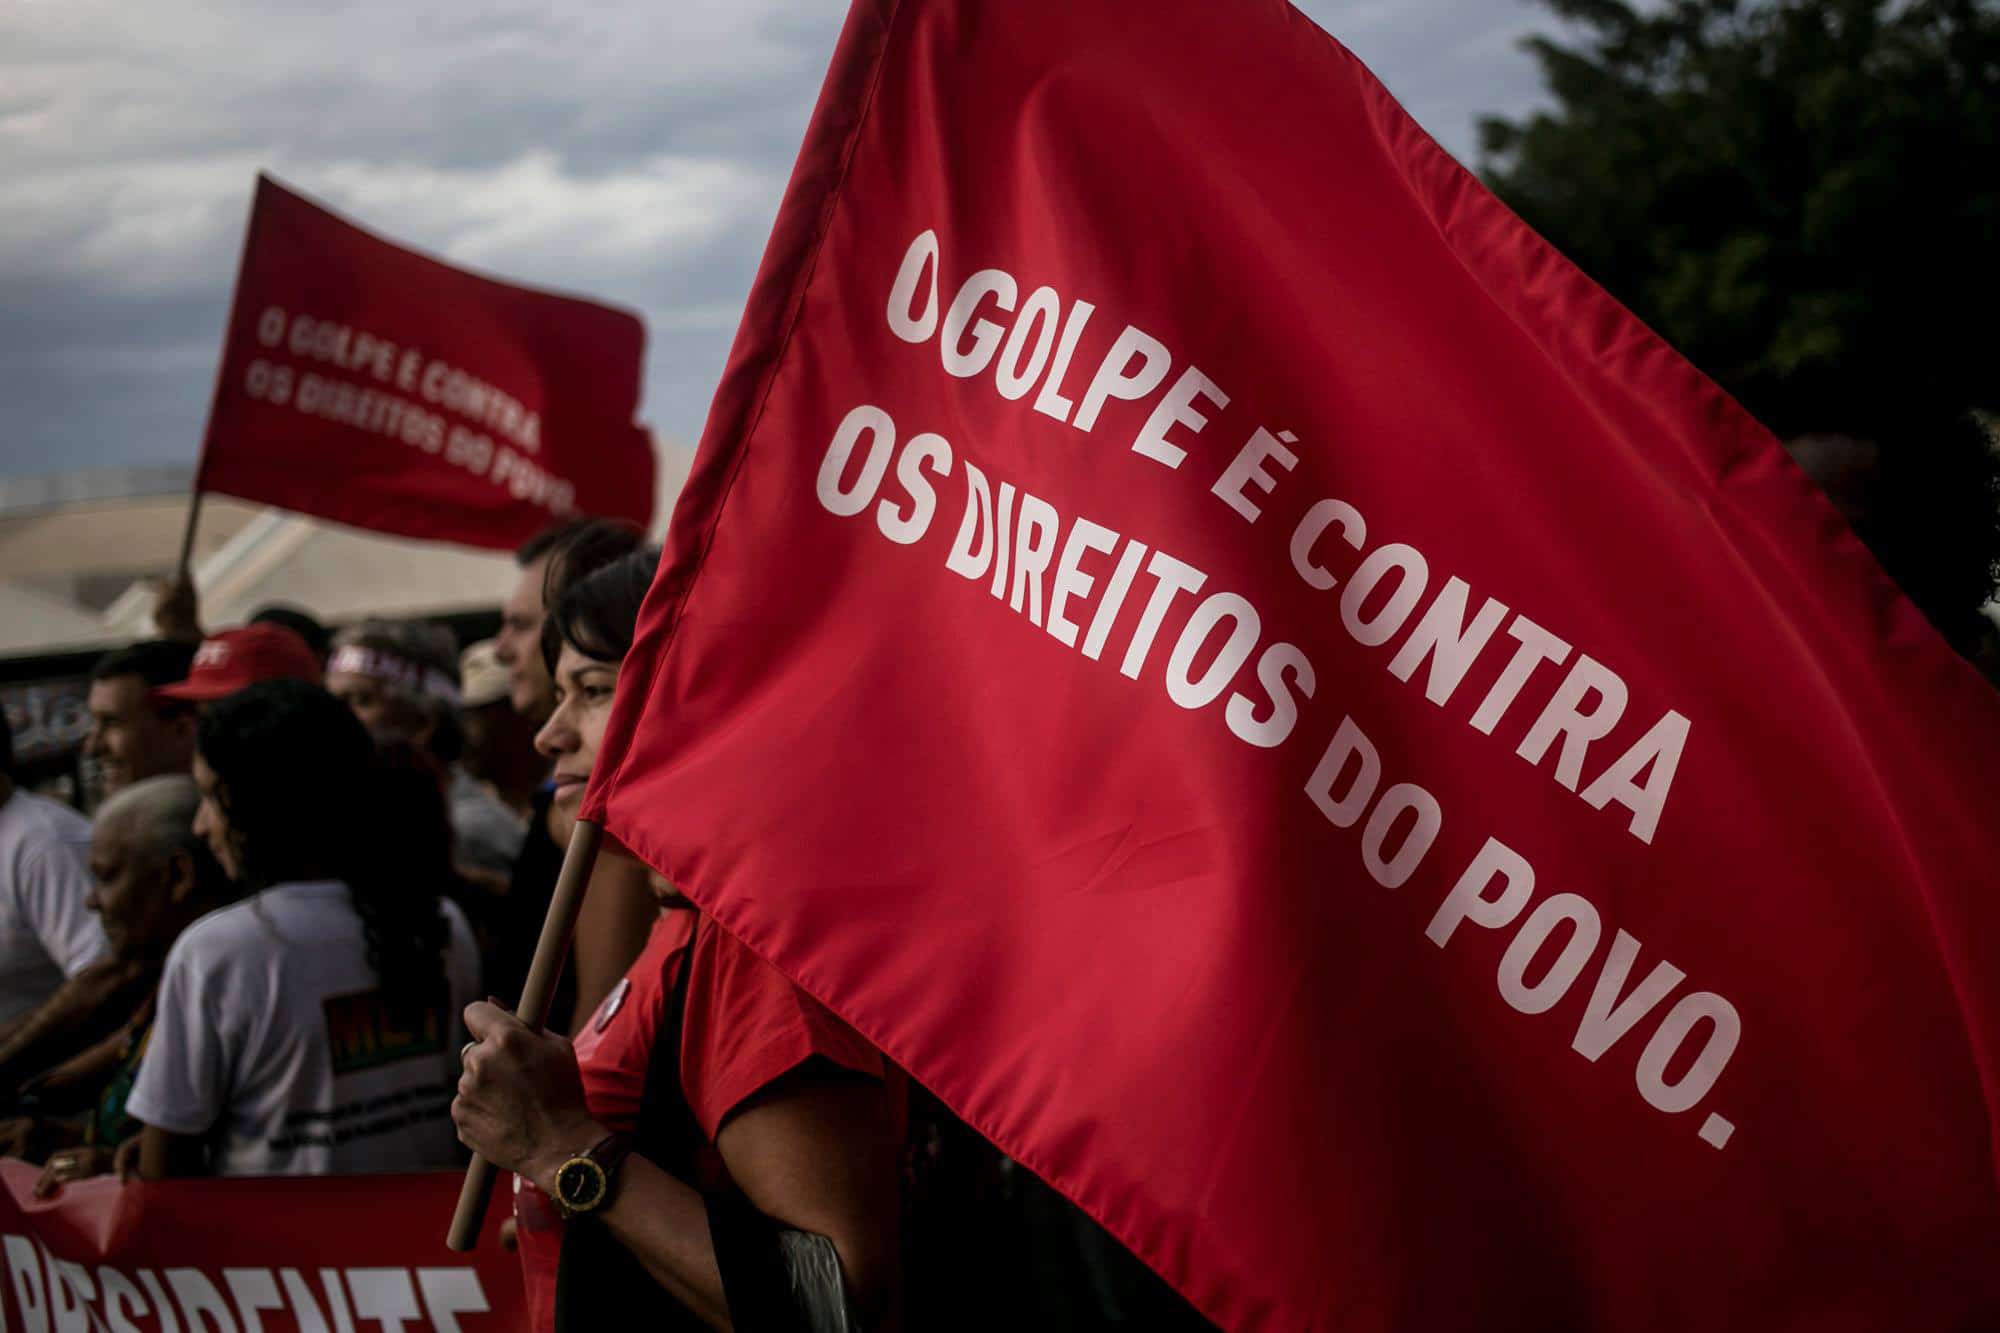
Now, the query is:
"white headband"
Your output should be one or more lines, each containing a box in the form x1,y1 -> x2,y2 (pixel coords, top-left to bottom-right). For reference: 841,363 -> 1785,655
327,644 -> 462,707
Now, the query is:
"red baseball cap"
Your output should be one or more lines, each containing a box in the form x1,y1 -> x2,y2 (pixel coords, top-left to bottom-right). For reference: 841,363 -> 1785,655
157,624 -> 324,702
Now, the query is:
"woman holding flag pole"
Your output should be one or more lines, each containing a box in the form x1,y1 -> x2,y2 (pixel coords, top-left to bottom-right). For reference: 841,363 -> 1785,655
450,548 -> 903,1331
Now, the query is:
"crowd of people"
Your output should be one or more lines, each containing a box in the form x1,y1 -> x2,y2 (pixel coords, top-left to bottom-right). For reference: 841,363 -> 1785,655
0,523 -> 634,1198
2,403 -> 1991,1333
0,516 -> 1208,1330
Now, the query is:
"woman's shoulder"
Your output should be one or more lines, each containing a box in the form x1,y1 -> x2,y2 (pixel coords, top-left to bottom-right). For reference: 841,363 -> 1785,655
686,911 -> 807,998
170,894 -> 266,955
168,881 -> 357,969
156,900 -> 275,997
678,910 -> 888,1140
611,907 -> 695,996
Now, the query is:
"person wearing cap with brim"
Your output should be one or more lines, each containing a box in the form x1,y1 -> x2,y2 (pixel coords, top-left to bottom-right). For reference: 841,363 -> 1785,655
155,624 -> 323,705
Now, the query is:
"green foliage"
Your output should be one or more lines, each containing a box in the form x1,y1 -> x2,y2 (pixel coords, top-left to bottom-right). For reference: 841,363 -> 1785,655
1481,0 -> 2000,650
1480,0 -> 1998,438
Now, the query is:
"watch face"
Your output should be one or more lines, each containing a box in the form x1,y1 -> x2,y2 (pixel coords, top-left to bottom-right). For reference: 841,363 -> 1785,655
557,1157 -> 607,1212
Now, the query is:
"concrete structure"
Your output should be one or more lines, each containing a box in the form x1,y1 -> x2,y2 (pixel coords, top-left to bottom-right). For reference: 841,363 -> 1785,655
0,445 -> 693,658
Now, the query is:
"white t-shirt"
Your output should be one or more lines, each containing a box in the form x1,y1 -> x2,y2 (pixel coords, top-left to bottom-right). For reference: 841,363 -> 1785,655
0,789 -> 106,1026
126,880 -> 480,1176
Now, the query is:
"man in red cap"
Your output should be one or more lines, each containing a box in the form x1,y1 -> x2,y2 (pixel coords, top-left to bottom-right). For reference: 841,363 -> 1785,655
156,624 -> 322,705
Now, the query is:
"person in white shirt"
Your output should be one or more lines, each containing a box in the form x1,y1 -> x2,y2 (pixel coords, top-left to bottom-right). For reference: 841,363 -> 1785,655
125,680 -> 480,1177
0,710 -> 106,1031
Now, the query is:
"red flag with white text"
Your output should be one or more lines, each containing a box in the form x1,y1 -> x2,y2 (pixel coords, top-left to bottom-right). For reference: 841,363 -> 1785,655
584,1 -> 2000,1327
196,174 -> 654,549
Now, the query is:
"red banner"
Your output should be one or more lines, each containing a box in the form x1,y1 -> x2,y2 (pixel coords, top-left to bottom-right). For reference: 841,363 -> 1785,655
0,1161 -> 522,1331
196,174 -> 654,549
585,0 -> 2000,1328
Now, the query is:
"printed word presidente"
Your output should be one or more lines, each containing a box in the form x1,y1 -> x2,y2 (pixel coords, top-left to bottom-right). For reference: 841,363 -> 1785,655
0,1238 -> 492,1333
874,228 -> 1690,846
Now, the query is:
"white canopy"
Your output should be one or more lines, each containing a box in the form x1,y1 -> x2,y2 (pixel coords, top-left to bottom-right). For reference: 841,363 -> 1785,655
0,444 -> 692,658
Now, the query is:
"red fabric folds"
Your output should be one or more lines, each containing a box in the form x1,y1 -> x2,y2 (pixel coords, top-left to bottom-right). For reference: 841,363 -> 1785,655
587,2 -> 2000,1327
197,175 -> 653,550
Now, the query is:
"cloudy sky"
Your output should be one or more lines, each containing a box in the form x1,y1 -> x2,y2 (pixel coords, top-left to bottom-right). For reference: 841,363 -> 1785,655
0,0 -> 1560,481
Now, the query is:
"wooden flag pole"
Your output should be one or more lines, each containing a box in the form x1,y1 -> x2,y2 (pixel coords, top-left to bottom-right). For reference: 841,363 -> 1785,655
446,817 -> 606,1251
175,489 -> 206,581
152,488 -> 209,644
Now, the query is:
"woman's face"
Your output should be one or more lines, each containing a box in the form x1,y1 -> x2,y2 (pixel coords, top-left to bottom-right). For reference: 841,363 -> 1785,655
190,752 -> 243,882
534,643 -> 621,821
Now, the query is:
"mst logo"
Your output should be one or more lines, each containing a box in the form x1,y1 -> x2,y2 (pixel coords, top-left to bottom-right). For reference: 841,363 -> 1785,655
322,986 -> 447,1075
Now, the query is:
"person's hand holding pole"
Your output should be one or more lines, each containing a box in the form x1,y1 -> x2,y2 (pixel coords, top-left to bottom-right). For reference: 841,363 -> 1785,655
446,819 -> 603,1251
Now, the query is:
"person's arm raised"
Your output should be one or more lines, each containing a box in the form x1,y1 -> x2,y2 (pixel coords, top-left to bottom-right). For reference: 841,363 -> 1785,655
151,575 -> 203,644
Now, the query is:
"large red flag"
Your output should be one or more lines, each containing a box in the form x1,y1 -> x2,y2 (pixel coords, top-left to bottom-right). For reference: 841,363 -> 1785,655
585,1 -> 2000,1327
196,174 -> 654,549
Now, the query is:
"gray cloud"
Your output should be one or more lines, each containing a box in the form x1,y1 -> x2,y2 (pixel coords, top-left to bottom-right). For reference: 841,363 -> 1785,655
0,0 -> 1551,477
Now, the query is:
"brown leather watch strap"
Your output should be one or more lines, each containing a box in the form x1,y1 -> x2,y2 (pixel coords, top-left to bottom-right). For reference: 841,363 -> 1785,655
584,1132 -> 637,1208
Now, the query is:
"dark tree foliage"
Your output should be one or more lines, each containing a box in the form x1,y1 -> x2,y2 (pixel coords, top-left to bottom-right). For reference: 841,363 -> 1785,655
1480,0 -> 2000,653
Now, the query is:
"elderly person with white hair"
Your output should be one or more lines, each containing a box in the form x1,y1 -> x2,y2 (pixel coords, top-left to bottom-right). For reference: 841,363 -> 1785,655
9,775 -> 233,1192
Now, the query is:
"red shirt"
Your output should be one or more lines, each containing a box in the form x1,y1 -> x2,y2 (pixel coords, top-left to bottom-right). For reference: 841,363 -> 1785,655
515,909 -> 887,1331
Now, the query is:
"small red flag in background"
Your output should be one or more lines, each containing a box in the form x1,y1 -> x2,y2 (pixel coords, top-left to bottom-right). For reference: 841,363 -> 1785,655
586,1 -> 2000,1328
196,174 -> 654,549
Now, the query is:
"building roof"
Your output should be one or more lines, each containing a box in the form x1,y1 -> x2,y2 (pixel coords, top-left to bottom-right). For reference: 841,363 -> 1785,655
0,445 -> 692,658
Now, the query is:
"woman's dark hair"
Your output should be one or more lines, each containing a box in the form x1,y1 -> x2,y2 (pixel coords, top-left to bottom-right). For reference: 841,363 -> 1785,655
372,738 -> 460,887
197,680 -> 447,1019
541,547 -> 662,673
534,519 -> 645,609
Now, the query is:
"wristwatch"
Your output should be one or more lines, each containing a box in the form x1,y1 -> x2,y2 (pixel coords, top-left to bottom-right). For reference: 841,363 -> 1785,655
551,1133 -> 636,1219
